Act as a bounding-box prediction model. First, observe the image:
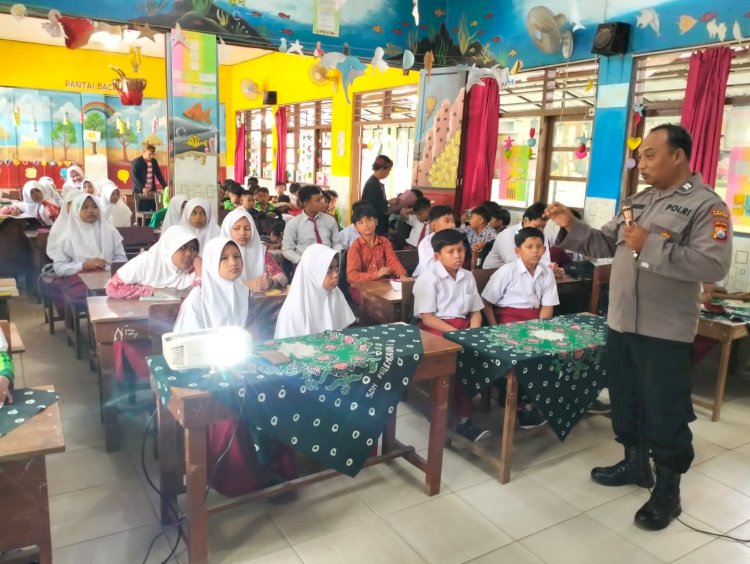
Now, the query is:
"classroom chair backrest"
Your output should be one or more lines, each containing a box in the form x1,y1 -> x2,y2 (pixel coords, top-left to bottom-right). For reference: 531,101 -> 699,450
117,226 -> 157,257
400,279 -> 415,323
217,207 -> 230,226
473,268 -> 497,294
37,230 -> 50,262
148,303 -> 181,355
111,261 -> 126,277
395,249 -> 418,276
588,263 -> 612,316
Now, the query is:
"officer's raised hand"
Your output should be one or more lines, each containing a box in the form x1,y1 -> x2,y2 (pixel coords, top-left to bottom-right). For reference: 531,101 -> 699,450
545,202 -> 574,229
622,224 -> 649,253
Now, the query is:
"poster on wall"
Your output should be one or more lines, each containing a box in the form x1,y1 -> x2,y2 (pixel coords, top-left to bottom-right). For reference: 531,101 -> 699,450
167,28 -> 219,204
727,147 -> 750,234
494,144 -> 530,202
412,68 -> 467,191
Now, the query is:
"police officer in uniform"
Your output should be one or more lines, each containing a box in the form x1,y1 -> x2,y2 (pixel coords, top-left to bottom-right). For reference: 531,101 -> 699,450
545,124 -> 732,531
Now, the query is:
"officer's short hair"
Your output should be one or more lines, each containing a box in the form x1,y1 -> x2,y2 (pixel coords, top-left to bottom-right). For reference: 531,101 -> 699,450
650,124 -> 692,161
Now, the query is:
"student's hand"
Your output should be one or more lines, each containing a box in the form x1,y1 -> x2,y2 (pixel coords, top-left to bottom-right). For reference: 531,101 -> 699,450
550,262 -> 564,279
84,258 -> 107,270
376,266 -> 392,278
0,376 -> 12,408
622,224 -> 649,253
399,275 -> 413,282
250,273 -> 272,293
8,206 -> 21,217
545,203 -> 574,229
471,241 -> 486,253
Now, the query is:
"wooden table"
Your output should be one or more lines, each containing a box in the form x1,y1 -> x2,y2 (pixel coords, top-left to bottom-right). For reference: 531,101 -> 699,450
0,385 -> 65,564
0,277 -> 20,320
352,280 -> 404,324
695,316 -> 749,421
154,329 -> 461,564
78,271 -> 111,296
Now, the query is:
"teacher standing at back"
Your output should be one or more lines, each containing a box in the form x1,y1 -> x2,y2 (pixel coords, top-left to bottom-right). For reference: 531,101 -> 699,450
131,142 -> 168,212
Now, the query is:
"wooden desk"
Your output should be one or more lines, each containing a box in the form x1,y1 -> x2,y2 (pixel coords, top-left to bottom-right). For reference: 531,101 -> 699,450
0,277 -> 19,320
0,385 -> 65,564
88,296 -> 179,451
353,280 -> 403,324
78,271 -> 111,297
0,320 -> 25,354
154,329 -> 460,564
695,316 -> 749,421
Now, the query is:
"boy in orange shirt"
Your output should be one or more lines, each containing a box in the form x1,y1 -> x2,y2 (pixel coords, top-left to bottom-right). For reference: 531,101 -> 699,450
346,204 -> 411,303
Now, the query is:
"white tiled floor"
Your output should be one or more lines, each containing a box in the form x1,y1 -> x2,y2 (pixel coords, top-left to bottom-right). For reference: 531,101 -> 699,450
7,295 -> 750,563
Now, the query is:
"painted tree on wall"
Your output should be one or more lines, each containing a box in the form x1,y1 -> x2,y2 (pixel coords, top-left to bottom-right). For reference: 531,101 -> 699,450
83,112 -> 106,155
51,120 -> 77,160
106,122 -> 137,161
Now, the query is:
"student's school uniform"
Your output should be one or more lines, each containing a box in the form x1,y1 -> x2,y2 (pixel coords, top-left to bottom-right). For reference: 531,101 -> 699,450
157,195 -> 187,232
403,214 -> 430,250
105,226 -> 199,383
411,232 -> 435,277
483,222 -> 552,269
339,223 -> 360,249
481,257 -> 559,324
173,237 -> 297,497
458,224 -> 497,247
413,260 -> 484,418
346,235 -> 407,303
180,198 -> 221,255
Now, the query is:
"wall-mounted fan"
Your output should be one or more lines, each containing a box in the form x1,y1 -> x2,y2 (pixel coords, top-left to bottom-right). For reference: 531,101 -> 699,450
240,78 -> 260,101
526,6 -> 570,55
309,62 -> 339,92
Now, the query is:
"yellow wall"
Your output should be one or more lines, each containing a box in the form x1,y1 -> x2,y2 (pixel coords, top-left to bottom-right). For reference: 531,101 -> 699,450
223,51 -> 419,178
0,40 -> 167,98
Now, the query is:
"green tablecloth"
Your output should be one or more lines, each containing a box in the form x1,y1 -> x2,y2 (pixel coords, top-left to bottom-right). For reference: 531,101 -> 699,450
444,314 -> 607,440
149,324 -> 424,476
0,388 -> 60,438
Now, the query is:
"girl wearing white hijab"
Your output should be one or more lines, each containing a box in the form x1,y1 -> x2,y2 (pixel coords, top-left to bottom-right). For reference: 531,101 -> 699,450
179,198 -> 220,256
38,176 -> 63,206
220,208 -> 287,291
159,194 -> 188,232
0,181 -> 61,226
274,244 -> 355,339
97,179 -> 132,227
81,178 -> 99,196
106,225 -> 199,299
174,237 -> 248,332
45,190 -> 79,260
173,236 -> 297,496
47,193 -> 126,278
61,165 -> 84,196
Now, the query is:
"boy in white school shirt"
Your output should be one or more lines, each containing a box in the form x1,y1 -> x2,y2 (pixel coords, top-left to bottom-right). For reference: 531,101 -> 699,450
482,226 -> 559,429
412,205 -> 456,277
401,197 -> 432,250
413,229 -> 489,442
483,202 -> 551,269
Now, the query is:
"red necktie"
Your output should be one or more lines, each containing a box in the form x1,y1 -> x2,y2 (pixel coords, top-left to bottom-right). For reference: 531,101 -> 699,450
312,216 -> 323,244
418,223 -> 427,243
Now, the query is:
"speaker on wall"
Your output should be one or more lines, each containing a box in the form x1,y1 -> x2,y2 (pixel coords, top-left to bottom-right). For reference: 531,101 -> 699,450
263,91 -> 278,105
591,22 -> 631,56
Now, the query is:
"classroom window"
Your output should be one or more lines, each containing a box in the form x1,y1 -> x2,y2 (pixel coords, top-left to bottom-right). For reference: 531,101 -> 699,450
241,108 -> 273,181
353,86 -> 418,201
492,61 -> 598,211
285,99 -> 332,187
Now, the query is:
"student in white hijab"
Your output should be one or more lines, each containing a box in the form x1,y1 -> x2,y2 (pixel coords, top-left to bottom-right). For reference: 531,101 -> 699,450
38,176 -> 63,206
61,165 -> 84,196
47,193 -> 126,277
81,178 -> 99,196
106,225 -> 199,299
97,179 -> 132,227
220,208 -> 287,291
174,237 -> 248,332
274,244 -> 355,339
160,194 -> 188,232
45,190 -> 79,259
9,180 -> 61,226
180,198 -> 220,256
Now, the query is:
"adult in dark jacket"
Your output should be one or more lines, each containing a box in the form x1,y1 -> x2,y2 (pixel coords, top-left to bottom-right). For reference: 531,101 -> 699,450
361,155 -> 394,235
131,142 -> 168,212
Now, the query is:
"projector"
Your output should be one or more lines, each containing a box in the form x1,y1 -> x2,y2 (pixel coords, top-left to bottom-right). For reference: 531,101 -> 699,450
162,326 -> 253,370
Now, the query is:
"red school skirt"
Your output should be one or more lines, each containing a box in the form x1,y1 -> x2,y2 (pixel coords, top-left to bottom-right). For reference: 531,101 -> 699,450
494,306 -> 541,325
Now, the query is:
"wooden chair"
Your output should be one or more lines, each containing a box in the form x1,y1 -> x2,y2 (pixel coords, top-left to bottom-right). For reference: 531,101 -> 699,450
111,261 -> 126,277
472,267 -> 498,294
0,319 -> 23,356
395,249 -> 419,276
148,303 -> 181,355
588,264 -> 612,316
37,230 -> 64,335
400,279 -> 415,323
117,226 -> 157,259
133,193 -> 156,227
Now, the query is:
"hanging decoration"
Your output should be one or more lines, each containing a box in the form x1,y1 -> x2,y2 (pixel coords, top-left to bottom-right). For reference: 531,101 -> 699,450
423,50 -> 435,81
412,0 -> 419,26
286,39 -> 304,55
319,53 -> 365,104
116,116 -> 126,135
625,100 -> 645,169
171,23 -> 188,50
62,112 -> 70,126
134,23 -> 157,42
503,136 -> 513,158
129,46 -> 142,74
402,49 -> 415,75
41,9 -> 123,50
371,47 -> 389,73
313,41 -> 325,58
279,37 -> 288,53
526,127 -> 537,159
110,66 -> 147,106
10,4 -> 27,22
574,134 -> 589,160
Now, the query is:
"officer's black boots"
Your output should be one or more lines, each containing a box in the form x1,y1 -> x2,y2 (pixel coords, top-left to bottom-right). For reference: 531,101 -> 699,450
635,466 -> 682,531
590,446 -> 654,487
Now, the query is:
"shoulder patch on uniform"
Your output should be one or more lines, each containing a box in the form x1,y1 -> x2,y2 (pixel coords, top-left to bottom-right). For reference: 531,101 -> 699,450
711,208 -> 730,219
713,220 -> 729,242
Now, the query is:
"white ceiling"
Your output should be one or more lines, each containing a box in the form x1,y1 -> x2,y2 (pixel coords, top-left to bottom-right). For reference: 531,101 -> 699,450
0,13 -> 270,65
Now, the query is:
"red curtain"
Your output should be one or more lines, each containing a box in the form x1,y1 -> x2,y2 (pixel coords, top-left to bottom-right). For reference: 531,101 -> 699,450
459,77 -> 500,212
680,46 -> 734,187
275,106 -> 287,184
233,117 -> 246,183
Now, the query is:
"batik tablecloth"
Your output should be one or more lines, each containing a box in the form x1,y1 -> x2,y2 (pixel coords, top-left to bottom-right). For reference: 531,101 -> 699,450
444,314 -> 607,440
0,388 -> 60,438
149,324 -> 423,476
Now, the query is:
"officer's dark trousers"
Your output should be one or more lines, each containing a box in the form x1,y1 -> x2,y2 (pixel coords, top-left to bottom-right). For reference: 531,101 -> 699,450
606,329 -> 696,474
